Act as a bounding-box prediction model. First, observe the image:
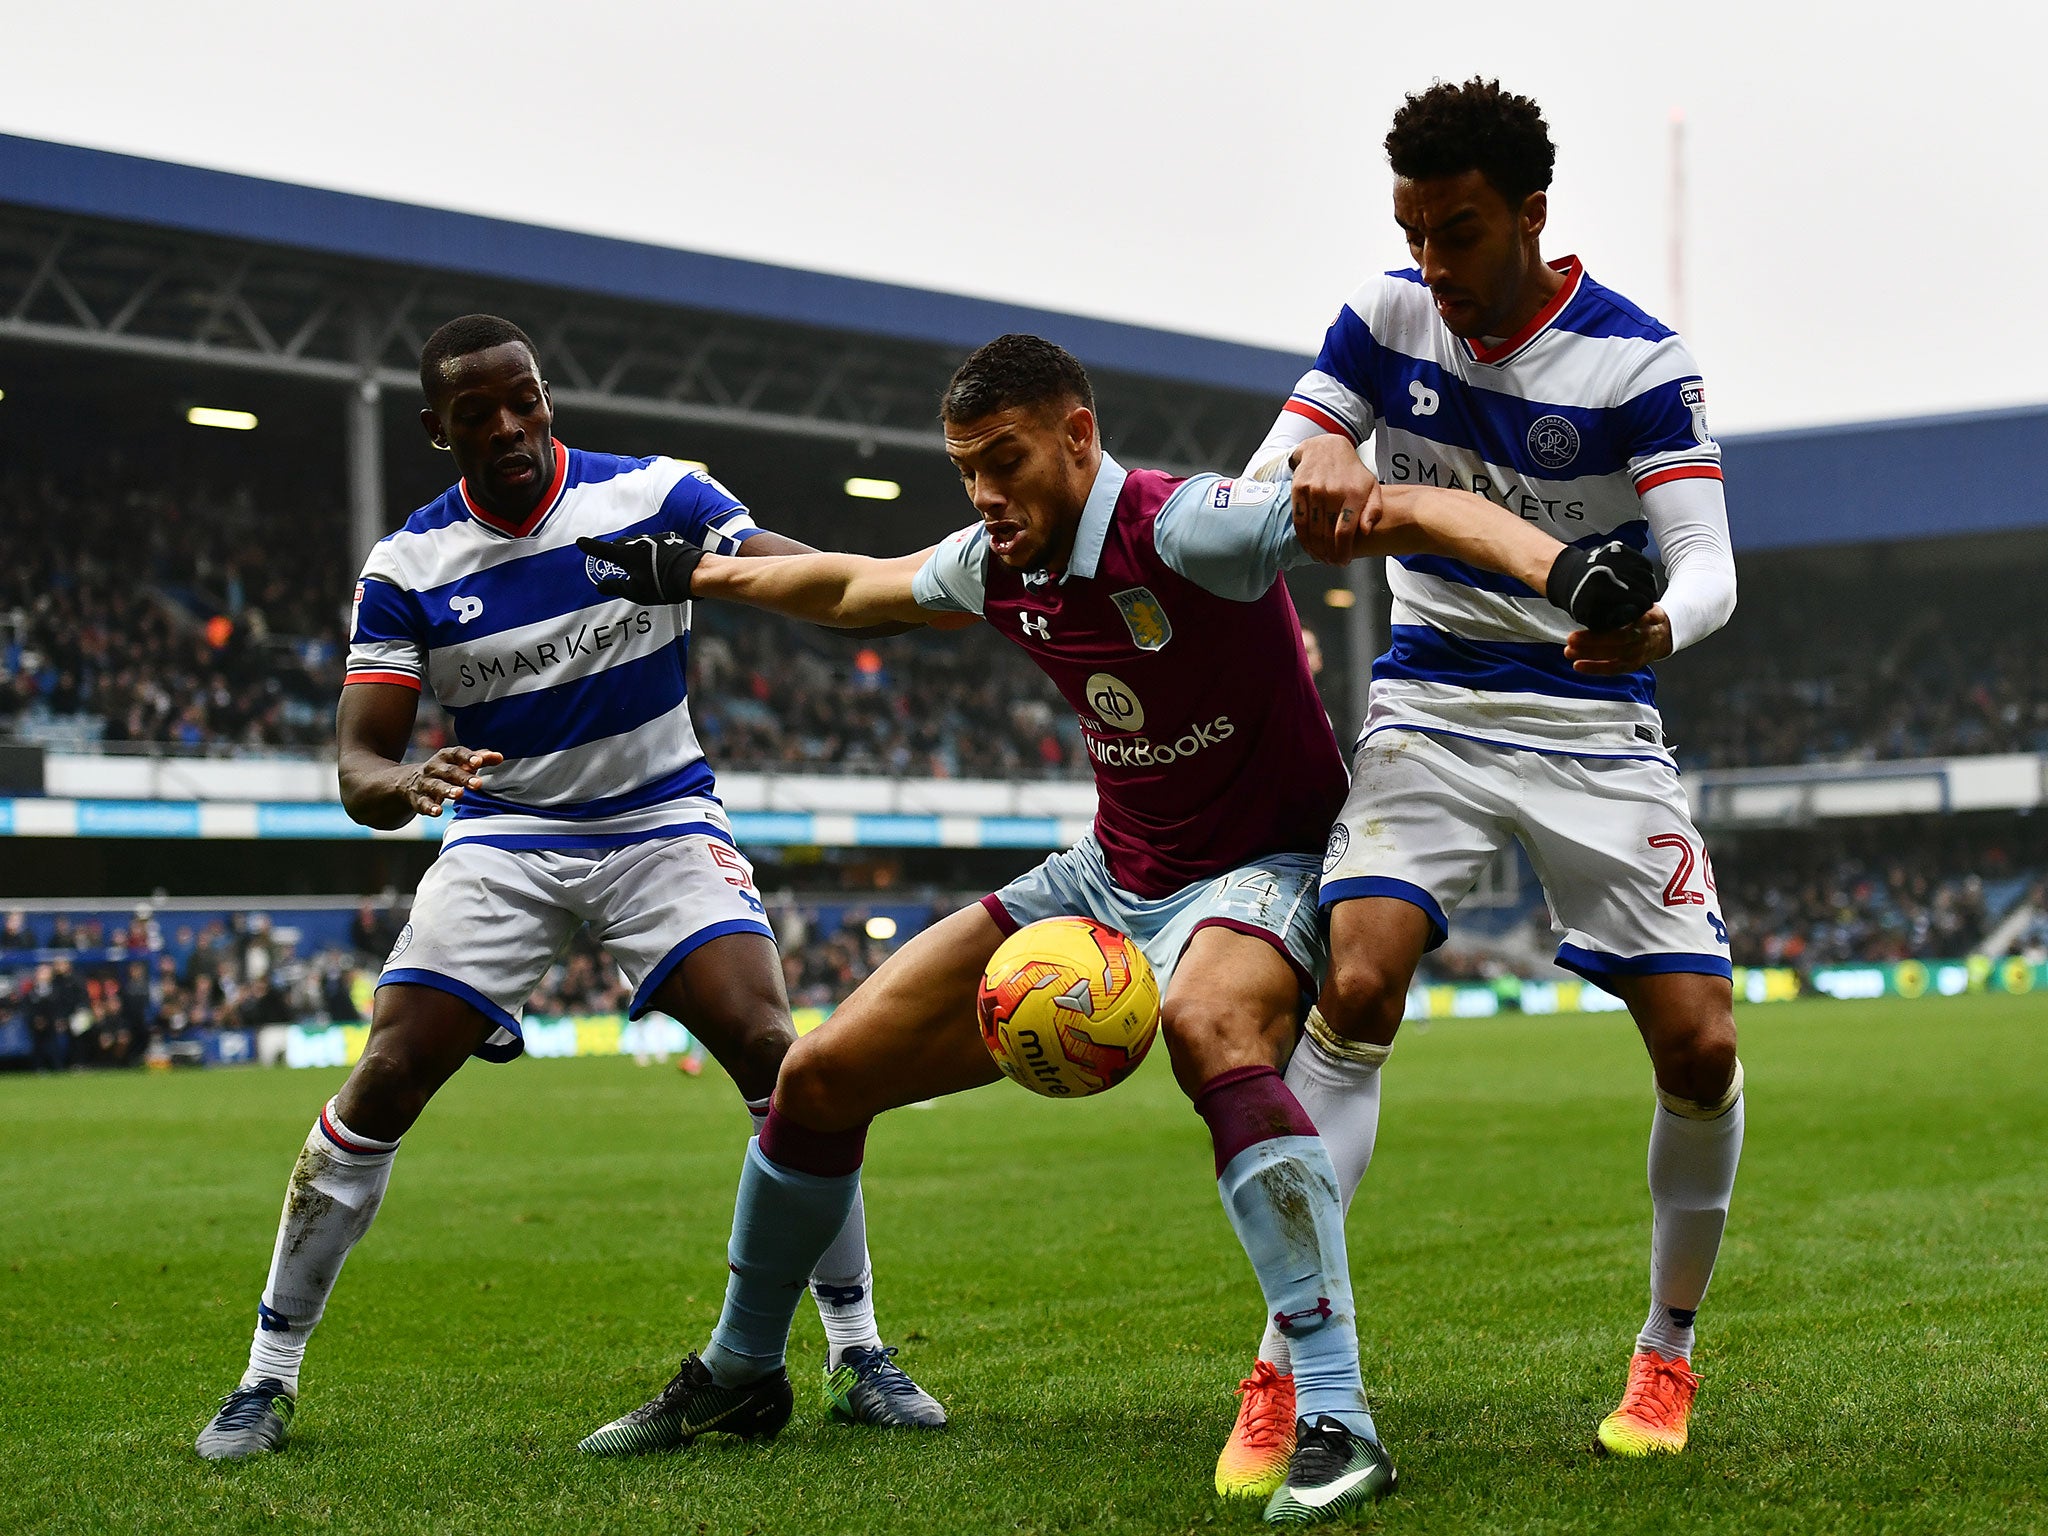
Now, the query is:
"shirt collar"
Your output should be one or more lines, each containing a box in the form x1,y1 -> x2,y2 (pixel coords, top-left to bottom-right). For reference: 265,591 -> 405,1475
459,438 -> 570,538
1063,453 -> 1127,581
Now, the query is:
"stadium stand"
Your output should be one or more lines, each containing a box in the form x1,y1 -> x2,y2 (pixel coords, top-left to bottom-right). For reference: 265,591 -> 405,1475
1655,547 -> 2048,769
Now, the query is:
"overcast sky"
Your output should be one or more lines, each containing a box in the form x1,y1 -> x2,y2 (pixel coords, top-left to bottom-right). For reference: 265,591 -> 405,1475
1,0 -> 2038,434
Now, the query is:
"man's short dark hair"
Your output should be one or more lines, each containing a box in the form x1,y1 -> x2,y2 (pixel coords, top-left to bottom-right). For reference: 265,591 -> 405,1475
419,313 -> 540,402
941,333 -> 1094,425
1385,78 -> 1555,207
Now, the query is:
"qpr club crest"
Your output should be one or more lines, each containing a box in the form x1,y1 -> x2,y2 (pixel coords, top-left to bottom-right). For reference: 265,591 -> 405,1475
1323,824 -> 1350,872
1526,413 -> 1581,471
1111,587 -> 1172,652
585,552 -> 630,588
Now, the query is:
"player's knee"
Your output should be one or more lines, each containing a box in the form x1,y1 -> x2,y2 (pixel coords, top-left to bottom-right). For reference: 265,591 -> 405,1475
1320,954 -> 1408,1043
338,1034 -> 441,1135
1655,1008 -> 1738,1106
772,1030 -> 844,1129
1160,994 -> 1269,1094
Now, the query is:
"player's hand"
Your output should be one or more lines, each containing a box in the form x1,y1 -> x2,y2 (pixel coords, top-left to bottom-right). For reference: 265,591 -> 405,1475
1288,434 -> 1382,564
1565,605 -> 1673,675
1545,540 -> 1658,630
576,534 -> 704,605
400,747 -> 501,817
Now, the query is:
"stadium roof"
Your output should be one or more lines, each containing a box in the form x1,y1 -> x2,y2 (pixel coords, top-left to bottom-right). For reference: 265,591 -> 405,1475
0,132 -> 1308,397
1721,402 -> 2048,551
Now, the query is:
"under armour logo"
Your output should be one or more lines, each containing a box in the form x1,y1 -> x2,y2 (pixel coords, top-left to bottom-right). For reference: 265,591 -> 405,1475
1409,380 -> 1440,416
449,594 -> 484,624
1021,612 -> 1051,640
1273,1297 -> 1334,1333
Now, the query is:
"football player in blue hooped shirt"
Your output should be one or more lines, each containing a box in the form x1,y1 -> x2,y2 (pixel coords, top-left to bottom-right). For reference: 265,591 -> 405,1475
194,315 -> 943,1461
1219,79 -> 1745,1488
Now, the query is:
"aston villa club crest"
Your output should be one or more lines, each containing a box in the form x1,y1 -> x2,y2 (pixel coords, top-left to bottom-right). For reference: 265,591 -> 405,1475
1111,587 -> 1172,651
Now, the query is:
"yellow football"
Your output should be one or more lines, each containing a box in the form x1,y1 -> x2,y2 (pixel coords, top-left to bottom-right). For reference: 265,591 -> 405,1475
976,917 -> 1160,1097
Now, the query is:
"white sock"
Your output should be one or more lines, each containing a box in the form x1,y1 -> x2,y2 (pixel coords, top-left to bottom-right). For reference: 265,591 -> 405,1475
1638,1062 -> 1745,1362
1256,1012 -> 1389,1373
243,1099 -> 399,1393
749,1100 -> 882,1369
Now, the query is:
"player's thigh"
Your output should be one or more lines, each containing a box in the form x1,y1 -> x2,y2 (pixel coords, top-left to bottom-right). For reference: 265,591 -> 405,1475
777,900 -> 1008,1132
584,833 -> 794,1098
1321,897 -> 1437,1048
335,982 -> 498,1141
1159,922 -> 1306,1098
1604,970 -> 1738,1104
1320,729 -> 1516,946
1514,754 -> 1733,982
581,833 -> 777,1016
380,840 -> 580,1062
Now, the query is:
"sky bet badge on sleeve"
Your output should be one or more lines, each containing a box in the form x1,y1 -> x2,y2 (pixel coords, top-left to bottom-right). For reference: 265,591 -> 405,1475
1111,587 -> 1172,651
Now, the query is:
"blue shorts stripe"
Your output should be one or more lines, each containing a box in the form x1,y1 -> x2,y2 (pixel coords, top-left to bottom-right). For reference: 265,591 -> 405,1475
445,818 -> 733,853
1554,943 -> 1733,983
452,756 -> 718,822
377,967 -> 526,1060
630,918 -> 777,1018
1319,875 -> 1449,951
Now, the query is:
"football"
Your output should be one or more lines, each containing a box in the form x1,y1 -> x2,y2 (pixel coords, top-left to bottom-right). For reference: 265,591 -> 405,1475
977,917 -> 1161,1097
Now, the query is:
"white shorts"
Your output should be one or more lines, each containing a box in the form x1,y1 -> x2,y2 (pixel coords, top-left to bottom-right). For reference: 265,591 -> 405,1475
380,830 -> 775,1061
1320,727 -> 1731,985
986,834 -> 1326,1001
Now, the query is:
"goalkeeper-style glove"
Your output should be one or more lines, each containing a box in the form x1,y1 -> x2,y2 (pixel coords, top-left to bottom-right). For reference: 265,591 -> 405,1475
576,534 -> 704,605
1545,541 -> 1659,630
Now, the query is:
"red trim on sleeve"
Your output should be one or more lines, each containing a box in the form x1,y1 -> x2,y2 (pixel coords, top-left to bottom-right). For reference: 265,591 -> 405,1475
1634,464 -> 1724,493
343,671 -> 424,691
1281,398 -> 1357,442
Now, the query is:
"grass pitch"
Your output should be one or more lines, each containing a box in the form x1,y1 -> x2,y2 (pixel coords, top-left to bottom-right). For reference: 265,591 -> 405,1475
4,994 -> 2044,1534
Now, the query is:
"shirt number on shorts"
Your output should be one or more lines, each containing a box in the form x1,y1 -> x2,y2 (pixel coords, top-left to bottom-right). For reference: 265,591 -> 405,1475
709,842 -> 768,916
1647,833 -> 1716,908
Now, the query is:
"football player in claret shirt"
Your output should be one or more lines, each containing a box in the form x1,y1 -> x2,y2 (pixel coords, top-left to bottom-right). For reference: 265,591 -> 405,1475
573,333 -> 1654,1522
194,315 -> 941,1462
1214,79 -> 1744,1492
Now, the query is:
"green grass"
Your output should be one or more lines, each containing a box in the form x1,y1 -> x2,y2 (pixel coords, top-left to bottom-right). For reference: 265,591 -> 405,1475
3,994 -> 2044,1534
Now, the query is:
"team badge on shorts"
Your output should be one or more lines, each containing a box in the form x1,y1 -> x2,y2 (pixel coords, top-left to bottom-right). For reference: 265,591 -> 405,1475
1526,414 -> 1581,470
1323,824 -> 1350,872
585,552 -> 629,587
1111,587 -> 1173,651
385,923 -> 413,965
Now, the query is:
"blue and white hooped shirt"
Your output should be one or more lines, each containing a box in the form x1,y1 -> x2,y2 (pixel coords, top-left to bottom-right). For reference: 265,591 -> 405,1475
344,442 -> 759,848
1275,258 -> 1720,760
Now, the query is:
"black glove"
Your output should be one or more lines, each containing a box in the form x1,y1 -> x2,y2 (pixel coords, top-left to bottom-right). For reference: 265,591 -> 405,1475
1545,540 -> 1659,630
576,534 -> 704,605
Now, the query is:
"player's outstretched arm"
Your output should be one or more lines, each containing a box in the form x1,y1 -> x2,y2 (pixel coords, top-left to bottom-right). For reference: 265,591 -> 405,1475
1361,486 -> 1658,631
695,548 -> 933,627
576,532 -> 932,629
335,683 -> 502,830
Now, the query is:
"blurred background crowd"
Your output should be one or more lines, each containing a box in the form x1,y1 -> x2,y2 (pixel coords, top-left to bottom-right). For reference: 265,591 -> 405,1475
5,472 -> 2047,1071
9,470 -> 2047,775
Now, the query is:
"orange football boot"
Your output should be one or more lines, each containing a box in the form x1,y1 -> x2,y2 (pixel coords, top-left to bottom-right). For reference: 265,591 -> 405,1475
1215,1360 -> 1297,1497
1597,1349 -> 1699,1456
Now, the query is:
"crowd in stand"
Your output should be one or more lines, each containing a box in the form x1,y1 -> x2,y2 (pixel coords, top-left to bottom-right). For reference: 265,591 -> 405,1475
11,467 -> 2048,777
0,896 -> 916,1072
1656,562 -> 2048,769
1717,820 -> 2048,968
0,473 -> 348,752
